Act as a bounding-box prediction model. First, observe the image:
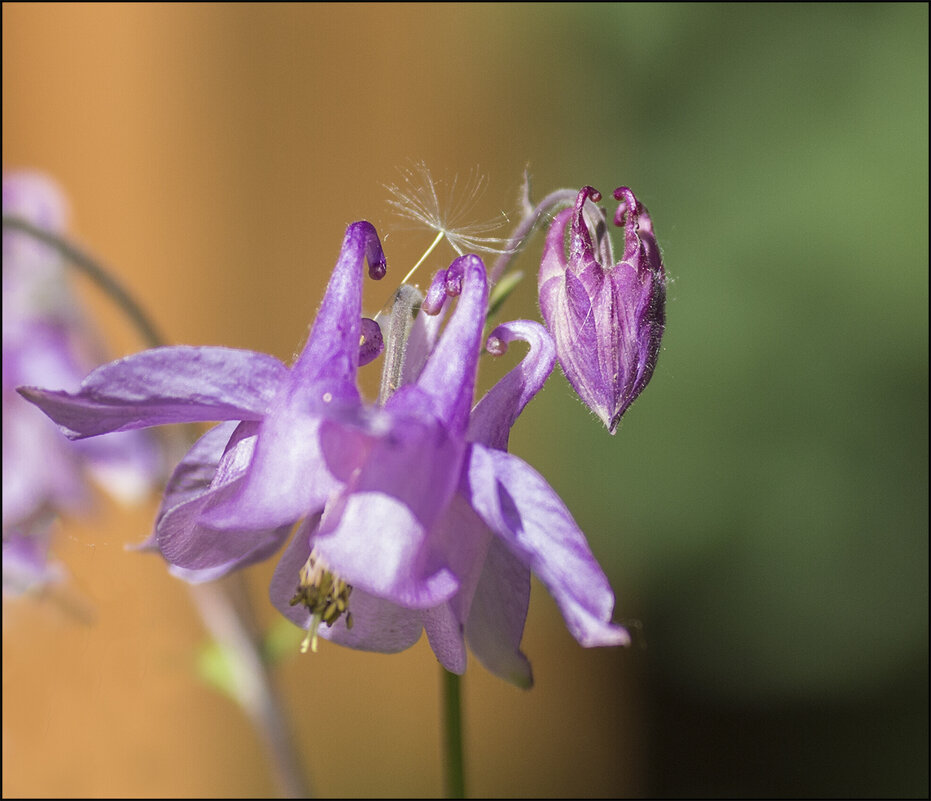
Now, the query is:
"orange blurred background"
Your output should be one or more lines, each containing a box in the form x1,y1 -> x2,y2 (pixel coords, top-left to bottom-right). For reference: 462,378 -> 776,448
3,5 -> 645,797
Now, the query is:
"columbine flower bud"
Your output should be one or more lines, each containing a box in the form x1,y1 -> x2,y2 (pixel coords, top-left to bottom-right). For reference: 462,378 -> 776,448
538,186 -> 666,434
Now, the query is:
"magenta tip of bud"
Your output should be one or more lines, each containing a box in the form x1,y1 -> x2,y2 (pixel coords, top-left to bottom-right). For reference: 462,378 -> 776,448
368,259 -> 387,281
612,187 -> 639,228
575,186 -> 602,211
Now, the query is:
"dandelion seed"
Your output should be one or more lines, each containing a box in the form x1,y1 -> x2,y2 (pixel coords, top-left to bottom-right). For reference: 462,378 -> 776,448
385,161 -> 516,260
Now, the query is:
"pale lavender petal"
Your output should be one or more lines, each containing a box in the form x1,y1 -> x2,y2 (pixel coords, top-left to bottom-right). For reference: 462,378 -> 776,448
465,537 -> 533,688
156,422 -> 241,524
156,423 -> 292,576
204,387 -> 394,530
469,320 -> 556,450
464,443 -> 630,648
18,346 -> 288,439
312,412 -> 466,608
200,395 -> 338,530
313,487 -> 459,608
318,587 -> 425,654
422,603 -> 467,674
419,492 -> 497,675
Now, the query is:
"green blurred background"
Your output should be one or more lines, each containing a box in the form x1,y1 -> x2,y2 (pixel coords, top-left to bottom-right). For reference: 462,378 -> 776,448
3,3 -> 927,797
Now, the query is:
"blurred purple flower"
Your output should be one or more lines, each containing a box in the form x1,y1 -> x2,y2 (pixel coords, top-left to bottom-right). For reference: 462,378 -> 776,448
2,523 -> 64,598
2,172 -> 160,593
538,186 -> 666,433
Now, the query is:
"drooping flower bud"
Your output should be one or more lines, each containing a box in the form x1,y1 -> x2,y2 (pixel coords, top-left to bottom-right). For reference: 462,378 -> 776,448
538,186 -> 665,433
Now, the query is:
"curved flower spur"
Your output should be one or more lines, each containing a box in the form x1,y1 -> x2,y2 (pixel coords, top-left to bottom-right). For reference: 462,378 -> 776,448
538,186 -> 666,434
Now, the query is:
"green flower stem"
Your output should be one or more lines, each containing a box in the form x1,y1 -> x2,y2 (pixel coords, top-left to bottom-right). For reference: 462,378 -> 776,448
4,214 -> 310,798
3,214 -> 165,348
443,668 -> 466,798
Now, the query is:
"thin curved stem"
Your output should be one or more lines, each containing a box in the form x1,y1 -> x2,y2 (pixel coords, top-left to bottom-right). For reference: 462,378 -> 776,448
191,577 -> 311,798
2,214 -> 165,348
489,188 -> 579,284
442,668 -> 466,798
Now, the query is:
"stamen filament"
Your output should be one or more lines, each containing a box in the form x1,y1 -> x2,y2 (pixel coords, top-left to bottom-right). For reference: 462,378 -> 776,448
300,614 -> 323,654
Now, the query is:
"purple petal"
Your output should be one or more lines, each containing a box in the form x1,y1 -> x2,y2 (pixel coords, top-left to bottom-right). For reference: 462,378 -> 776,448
18,346 -> 288,439
201,395 -> 338,530
358,317 -> 384,367
567,186 -> 603,266
538,187 -> 666,434
464,537 -> 533,688
469,320 -> 556,450
422,603 -> 467,674
156,422 -> 292,577
311,412 -> 467,607
463,443 -> 630,648
156,422 -> 241,523
73,429 -> 161,505
313,486 -> 460,608
414,255 -> 489,434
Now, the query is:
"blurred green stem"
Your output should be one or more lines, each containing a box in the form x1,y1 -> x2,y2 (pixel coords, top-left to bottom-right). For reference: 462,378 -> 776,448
2,214 -> 165,348
191,577 -> 311,798
443,669 -> 466,798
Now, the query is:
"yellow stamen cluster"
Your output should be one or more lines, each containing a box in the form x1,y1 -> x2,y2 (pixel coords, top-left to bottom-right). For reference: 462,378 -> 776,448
289,552 -> 353,653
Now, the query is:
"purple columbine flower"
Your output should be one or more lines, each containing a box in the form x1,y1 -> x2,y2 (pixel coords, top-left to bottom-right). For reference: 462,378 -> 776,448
20,222 -> 628,684
538,186 -> 666,434
3,172 -> 160,593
